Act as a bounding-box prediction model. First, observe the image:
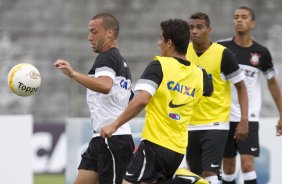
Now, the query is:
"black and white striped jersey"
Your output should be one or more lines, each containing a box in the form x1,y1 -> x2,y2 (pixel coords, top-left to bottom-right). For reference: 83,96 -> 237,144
218,37 -> 277,121
87,47 -> 132,136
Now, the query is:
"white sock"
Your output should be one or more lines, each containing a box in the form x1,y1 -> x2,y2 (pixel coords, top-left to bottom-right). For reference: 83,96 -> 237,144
205,175 -> 220,184
222,172 -> 236,182
178,154 -> 189,169
243,171 -> 257,181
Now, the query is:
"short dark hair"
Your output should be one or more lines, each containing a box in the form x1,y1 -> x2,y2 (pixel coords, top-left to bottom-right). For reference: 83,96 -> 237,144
160,19 -> 190,55
92,13 -> 119,38
236,6 -> 255,21
189,12 -> 210,28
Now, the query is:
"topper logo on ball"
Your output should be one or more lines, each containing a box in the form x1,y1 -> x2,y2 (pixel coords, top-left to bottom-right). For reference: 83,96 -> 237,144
17,81 -> 39,94
8,63 -> 41,97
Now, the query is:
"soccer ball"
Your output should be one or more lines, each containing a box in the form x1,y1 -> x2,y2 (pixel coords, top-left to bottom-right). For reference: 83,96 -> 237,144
8,63 -> 41,97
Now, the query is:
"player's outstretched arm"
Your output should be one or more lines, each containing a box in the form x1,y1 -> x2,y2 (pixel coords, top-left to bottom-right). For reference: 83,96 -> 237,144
54,59 -> 112,94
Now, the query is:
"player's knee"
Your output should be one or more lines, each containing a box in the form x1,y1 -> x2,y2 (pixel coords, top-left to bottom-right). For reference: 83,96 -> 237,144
223,158 -> 236,173
223,168 -> 235,174
241,162 -> 254,172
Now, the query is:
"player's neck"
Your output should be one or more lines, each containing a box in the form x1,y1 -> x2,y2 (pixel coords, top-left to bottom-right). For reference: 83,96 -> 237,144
100,40 -> 117,52
168,50 -> 186,61
172,53 -> 186,61
193,41 -> 211,54
234,34 -> 253,47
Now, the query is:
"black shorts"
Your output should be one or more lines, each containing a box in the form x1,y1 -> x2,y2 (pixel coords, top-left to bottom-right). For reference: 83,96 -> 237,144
224,121 -> 259,157
124,140 -> 184,183
78,135 -> 134,184
186,130 -> 229,175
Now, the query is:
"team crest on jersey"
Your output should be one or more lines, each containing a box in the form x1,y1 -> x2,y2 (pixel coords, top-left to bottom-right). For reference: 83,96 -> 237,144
120,79 -> 131,90
249,52 -> 261,65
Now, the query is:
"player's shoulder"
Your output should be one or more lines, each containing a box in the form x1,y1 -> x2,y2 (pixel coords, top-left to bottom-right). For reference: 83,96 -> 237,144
97,47 -> 126,65
216,37 -> 234,47
216,37 -> 233,43
98,47 -> 120,58
252,39 -> 270,52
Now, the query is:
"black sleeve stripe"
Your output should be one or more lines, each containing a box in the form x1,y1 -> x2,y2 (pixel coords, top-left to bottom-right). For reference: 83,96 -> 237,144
201,68 -> 214,97
221,48 -> 240,76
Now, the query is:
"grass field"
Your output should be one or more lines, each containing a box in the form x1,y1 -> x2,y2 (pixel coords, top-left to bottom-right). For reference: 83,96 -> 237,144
34,174 -> 65,184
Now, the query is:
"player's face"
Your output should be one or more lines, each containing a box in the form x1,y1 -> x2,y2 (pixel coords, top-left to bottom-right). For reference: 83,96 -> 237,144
88,18 -> 108,53
158,30 -> 169,56
233,9 -> 255,34
188,19 -> 211,46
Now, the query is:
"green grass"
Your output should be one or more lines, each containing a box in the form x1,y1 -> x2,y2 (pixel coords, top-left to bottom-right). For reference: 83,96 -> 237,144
34,174 -> 65,184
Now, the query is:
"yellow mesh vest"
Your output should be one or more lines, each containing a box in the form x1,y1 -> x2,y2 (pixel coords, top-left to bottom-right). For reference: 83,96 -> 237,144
141,56 -> 204,154
186,42 -> 231,125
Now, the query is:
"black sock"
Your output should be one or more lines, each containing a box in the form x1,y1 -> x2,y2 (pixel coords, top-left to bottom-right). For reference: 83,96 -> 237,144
222,180 -> 236,184
244,179 -> 257,184
159,177 -> 196,184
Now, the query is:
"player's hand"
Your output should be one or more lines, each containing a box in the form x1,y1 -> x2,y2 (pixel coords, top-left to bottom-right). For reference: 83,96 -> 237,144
276,118 -> 282,136
234,119 -> 249,142
100,123 -> 118,138
54,59 -> 76,78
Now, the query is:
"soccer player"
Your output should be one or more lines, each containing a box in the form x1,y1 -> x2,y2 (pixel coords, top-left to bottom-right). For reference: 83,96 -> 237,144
218,6 -> 282,184
54,13 -> 134,184
185,12 -> 249,184
100,18 -> 213,183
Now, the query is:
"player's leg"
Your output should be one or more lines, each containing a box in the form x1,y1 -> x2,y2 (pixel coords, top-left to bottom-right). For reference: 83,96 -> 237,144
159,168 -> 209,184
186,130 -> 202,175
201,130 -> 229,184
241,155 -> 257,184
124,140 -> 183,183
239,122 -> 259,184
171,153 -> 209,184
74,170 -> 98,184
106,135 -> 135,184
222,157 -> 236,184
222,122 -> 238,184
74,138 -> 100,184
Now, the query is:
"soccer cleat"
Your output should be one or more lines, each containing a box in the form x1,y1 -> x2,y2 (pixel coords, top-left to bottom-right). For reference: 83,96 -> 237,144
174,168 -> 210,184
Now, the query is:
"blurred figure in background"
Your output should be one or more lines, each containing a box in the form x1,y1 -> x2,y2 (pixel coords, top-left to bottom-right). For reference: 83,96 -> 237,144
101,18 -> 213,184
218,6 -> 282,184
54,13 -> 134,184
277,120 -> 282,136
185,12 -> 249,184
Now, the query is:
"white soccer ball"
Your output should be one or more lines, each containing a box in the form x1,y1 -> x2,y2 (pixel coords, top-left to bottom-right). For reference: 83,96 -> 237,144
8,63 -> 41,97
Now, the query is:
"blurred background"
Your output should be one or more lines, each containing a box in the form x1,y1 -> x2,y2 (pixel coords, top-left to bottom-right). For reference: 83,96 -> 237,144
1,0 -> 282,122
0,0 -> 282,183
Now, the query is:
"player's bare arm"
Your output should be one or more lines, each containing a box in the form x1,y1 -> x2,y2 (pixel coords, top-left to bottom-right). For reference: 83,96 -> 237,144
267,77 -> 282,136
234,80 -> 249,142
100,90 -> 151,138
54,59 -> 112,94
